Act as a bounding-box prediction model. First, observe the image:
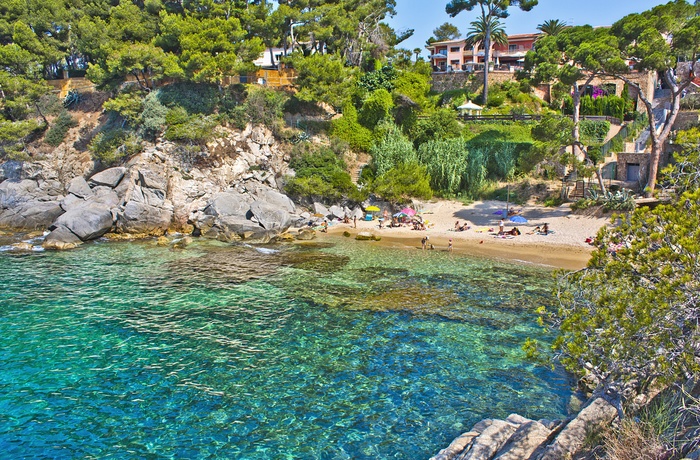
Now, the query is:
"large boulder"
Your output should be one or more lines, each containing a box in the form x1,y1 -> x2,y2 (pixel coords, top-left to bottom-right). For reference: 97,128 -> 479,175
249,200 -> 292,231
0,200 -> 64,230
43,225 -> 82,250
313,202 -> 330,217
53,202 -> 114,241
329,205 -> 345,219
493,420 -> 551,460
117,200 -> 173,235
255,188 -> 296,213
67,176 -> 93,199
205,192 -> 251,217
89,167 -> 126,188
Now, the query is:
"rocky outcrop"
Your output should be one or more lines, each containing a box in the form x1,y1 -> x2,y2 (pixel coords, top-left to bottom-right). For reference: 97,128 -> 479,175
1,123 -> 300,248
0,179 -> 64,230
431,397 -> 619,460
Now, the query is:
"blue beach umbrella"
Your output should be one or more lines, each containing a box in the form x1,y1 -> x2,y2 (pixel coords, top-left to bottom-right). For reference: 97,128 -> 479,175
509,215 -> 528,223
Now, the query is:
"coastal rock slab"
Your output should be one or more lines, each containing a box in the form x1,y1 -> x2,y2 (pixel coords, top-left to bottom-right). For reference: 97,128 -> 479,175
457,419 -> 518,460
89,167 -> 126,188
255,188 -> 295,213
329,205 -> 345,219
431,431 -> 481,460
54,202 -> 114,241
494,421 -> 551,460
118,200 -> 173,235
537,397 -> 618,460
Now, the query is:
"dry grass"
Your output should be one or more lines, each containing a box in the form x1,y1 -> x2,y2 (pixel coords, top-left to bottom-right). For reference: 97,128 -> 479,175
604,419 -> 670,460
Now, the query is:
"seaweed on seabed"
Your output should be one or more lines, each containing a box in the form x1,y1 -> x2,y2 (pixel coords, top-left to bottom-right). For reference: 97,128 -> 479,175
279,251 -> 350,273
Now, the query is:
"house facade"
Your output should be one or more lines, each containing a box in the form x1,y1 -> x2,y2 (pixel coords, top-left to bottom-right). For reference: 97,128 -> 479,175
427,33 -> 539,72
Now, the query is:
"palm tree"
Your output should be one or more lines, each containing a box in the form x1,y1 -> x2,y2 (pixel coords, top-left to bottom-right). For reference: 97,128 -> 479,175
536,19 -> 568,37
465,16 -> 508,77
413,48 -> 422,61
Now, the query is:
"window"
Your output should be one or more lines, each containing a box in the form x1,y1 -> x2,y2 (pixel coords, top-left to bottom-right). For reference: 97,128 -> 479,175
450,47 -> 461,53
508,44 -> 517,53
451,60 -> 460,66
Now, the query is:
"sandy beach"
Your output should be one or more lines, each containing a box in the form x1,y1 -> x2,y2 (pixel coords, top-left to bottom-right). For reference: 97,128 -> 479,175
320,200 -> 613,270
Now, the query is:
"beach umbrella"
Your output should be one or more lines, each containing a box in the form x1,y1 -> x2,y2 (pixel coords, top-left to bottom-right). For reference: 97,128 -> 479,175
365,205 -> 380,212
393,212 -> 406,217
400,207 -> 416,216
509,215 -> 528,223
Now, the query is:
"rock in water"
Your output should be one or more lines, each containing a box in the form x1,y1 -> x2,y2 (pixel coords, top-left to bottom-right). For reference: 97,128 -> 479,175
43,225 -> 83,250
296,229 -> 316,240
355,232 -> 380,241
53,202 -> 114,241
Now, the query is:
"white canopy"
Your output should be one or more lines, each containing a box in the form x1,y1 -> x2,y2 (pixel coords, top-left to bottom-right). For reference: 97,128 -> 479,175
457,100 -> 483,114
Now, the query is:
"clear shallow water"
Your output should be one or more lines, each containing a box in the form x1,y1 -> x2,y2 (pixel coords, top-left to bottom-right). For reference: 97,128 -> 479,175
0,237 -> 573,459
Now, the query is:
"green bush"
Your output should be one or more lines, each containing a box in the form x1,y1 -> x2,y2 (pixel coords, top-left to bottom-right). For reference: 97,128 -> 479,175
580,120 -> 610,144
103,88 -> 145,125
140,91 -> 168,138
243,85 -> 288,128
417,138 -> 468,194
44,110 -> 78,146
370,123 -> 417,176
359,88 -> 394,128
157,83 -> 219,114
371,162 -> 433,203
330,103 -> 373,152
89,129 -> 142,165
285,147 -> 366,203
164,107 -> 217,143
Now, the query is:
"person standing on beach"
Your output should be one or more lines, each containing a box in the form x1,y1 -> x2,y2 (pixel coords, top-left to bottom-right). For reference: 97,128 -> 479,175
448,239 -> 453,252
498,219 -> 505,235
353,216 -> 357,228
421,236 -> 428,250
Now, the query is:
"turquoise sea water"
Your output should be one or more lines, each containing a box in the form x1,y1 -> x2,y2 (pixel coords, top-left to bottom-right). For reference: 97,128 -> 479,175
0,237 -> 574,459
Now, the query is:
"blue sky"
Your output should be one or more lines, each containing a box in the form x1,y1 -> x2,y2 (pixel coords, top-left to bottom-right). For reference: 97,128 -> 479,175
387,0 -> 667,55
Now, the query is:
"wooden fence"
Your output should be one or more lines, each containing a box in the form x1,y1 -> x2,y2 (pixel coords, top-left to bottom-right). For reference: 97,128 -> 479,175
458,114 -> 621,125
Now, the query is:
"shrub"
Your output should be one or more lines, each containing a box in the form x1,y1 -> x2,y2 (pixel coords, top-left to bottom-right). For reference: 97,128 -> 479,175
359,88 -> 394,128
243,85 -> 288,128
156,83 -> 219,114
371,162 -> 433,203
103,89 -> 145,125
164,107 -> 217,143
89,129 -> 142,165
370,123 -> 417,176
330,103 -> 373,152
580,120 -> 611,144
417,138 -> 468,194
140,91 -> 168,139
44,110 -> 78,146
285,147 -> 366,203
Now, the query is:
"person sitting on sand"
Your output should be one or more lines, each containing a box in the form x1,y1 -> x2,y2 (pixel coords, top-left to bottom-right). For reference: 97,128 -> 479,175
542,223 -> 549,235
455,220 -> 460,230
321,220 -> 328,233
506,227 -> 521,236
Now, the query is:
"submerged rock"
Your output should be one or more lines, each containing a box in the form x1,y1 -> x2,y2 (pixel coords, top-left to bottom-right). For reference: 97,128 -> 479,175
355,232 -> 380,241
43,225 -> 82,250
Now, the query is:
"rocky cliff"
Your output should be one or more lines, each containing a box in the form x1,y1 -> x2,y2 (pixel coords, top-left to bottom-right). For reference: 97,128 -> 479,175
0,124 -> 304,249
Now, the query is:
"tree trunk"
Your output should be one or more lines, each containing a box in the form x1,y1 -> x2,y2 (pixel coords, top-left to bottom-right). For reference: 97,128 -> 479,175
483,26 -> 491,104
572,82 -> 581,159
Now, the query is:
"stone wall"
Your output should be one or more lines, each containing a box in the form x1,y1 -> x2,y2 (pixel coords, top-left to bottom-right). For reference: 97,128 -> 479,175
430,70 -> 520,93
673,111 -> 700,131
616,152 -> 650,182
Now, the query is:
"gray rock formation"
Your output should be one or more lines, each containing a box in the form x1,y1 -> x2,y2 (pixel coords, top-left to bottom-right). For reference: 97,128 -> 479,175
1,122 -> 298,246
432,397 -> 620,460
53,202 -> 114,241
89,167 -> 126,188
536,398 -> 618,460
0,179 -> 64,229
43,225 -> 82,250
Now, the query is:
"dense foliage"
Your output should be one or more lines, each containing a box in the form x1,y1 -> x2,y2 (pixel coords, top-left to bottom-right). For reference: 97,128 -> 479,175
531,128 -> 700,404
